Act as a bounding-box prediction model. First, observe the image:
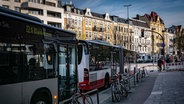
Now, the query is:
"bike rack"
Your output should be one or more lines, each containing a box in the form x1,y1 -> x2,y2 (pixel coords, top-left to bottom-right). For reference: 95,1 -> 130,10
60,88 -> 99,104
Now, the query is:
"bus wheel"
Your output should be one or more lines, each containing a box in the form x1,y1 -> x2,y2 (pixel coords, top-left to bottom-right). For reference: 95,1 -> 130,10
31,89 -> 52,104
104,74 -> 109,88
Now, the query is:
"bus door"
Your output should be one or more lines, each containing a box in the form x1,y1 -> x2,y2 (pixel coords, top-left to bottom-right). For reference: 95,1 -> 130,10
58,44 -> 77,100
111,51 -> 117,76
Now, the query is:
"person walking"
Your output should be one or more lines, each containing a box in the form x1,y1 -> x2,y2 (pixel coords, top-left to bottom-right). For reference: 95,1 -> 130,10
157,58 -> 162,71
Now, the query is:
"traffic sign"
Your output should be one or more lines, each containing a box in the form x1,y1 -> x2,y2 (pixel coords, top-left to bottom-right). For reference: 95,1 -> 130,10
162,43 -> 165,47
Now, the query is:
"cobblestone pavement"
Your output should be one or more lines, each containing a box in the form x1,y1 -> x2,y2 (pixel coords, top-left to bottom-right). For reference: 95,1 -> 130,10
144,71 -> 184,104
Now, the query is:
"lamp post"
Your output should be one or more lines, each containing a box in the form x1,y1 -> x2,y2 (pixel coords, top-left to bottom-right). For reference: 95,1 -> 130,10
124,4 -> 132,50
162,30 -> 166,70
124,4 -> 132,74
151,28 -> 155,65
144,29 -> 165,69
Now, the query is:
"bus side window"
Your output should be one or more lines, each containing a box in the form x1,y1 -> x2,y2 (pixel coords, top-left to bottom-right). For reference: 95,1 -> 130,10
0,52 -> 19,84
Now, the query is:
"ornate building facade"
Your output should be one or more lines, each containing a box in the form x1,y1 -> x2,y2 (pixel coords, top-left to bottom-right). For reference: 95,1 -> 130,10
134,11 -> 165,60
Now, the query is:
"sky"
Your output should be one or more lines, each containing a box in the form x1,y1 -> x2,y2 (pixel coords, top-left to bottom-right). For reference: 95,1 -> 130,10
62,0 -> 184,28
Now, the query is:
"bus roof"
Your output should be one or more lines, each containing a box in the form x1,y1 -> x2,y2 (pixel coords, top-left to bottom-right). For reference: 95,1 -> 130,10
81,40 -> 124,48
84,40 -> 111,46
0,7 -> 76,39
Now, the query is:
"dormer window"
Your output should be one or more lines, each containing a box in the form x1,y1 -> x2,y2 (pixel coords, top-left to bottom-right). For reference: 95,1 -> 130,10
67,6 -> 71,12
74,9 -> 76,13
85,8 -> 91,16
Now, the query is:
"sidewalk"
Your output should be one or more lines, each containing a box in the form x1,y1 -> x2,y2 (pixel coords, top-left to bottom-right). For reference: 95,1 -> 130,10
144,71 -> 184,104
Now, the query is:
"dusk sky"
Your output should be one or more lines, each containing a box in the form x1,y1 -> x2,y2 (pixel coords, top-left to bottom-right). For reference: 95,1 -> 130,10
62,0 -> 184,28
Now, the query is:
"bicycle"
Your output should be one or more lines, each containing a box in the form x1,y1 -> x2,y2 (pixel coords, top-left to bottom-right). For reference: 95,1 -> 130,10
70,84 -> 93,104
111,74 -> 128,102
120,74 -> 130,92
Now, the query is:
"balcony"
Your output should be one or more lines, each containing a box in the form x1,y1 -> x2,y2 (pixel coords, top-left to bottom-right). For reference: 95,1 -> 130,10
100,28 -> 106,32
21,1 -> 44,9
93,26 -> 100,31
138,42 -> 150,46
66,24 -> 75,29
93,26 -> 106,32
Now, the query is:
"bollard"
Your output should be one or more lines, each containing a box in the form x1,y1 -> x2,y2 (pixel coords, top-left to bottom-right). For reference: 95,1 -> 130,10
96,89 -> 99,104
134,68 -> 136,86
134,74 -> 136,86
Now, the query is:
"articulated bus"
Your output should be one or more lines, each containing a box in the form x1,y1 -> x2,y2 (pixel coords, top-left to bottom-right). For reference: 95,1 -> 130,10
77,40 -> 124,90
77,40 -> 137,91
0,7 -> 78,104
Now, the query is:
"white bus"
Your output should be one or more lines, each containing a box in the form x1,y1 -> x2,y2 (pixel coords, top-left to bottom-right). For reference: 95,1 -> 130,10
0,7 -> 78,104
77,40 -> 124,90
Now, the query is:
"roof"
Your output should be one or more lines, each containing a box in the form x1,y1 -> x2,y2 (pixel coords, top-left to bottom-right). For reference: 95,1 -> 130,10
131,19 -> 150,28
133,11 -> 165,25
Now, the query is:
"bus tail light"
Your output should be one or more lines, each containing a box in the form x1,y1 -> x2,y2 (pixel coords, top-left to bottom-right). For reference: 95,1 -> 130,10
84,68 -> 89,81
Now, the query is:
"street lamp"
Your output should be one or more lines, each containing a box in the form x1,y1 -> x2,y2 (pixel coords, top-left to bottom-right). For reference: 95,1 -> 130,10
124,4 -> 132,50
124,4 -> 132,21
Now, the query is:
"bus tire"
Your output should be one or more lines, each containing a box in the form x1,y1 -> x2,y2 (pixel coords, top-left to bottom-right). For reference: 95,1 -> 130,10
104,74 -> 110,88
31,88 -> 52,104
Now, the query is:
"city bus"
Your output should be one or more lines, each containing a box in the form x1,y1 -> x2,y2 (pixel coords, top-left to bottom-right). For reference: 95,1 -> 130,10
0,7 -> 78,104
77,40 -> 124,90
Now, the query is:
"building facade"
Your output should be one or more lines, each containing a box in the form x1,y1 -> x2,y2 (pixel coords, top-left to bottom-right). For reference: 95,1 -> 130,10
131,19 -> 151,54
134,12 -> 165,61
1,0 -> 65,28
63,3 -> 83,39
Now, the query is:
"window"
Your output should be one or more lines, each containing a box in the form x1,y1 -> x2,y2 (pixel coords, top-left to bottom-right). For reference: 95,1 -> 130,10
0,43 -> 57,85
86,31 -> 88,38
2,5 -> 9,9
29,0 -> 41,3
88,19 -> 91,27
94,21 -> 97,27
66,6 -> 71,12
47,11 -> 61,18
87,12 -> 90,15
46,1 -> 56,7
68,18 -> 72,24
85,19 -> 88,26
94,32 -> 97,39
47,21 -> 61,28
29,8 -> 43,15
15,7 -> 21,12
14,0 -> 21,2
75,18 -> 77,25
100,22 -> 103,28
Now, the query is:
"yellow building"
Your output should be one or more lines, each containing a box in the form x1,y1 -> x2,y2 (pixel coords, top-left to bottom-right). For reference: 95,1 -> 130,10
63,4 -> 83,39
83,8 -> 113,44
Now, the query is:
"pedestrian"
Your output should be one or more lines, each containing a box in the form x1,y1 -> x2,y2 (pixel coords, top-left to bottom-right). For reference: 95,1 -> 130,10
142,67 -> 145,78
157,58 -> 162,71
161,59 -> 165,70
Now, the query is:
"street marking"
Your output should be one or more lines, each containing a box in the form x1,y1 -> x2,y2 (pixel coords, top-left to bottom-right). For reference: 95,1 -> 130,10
151,91 -> 162,95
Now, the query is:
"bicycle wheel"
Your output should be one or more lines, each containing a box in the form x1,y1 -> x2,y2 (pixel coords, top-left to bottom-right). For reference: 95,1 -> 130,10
71,94 -> 81,104
84,94 -> 93,104
111,83 -> 121,102
120,84 -> 128,97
